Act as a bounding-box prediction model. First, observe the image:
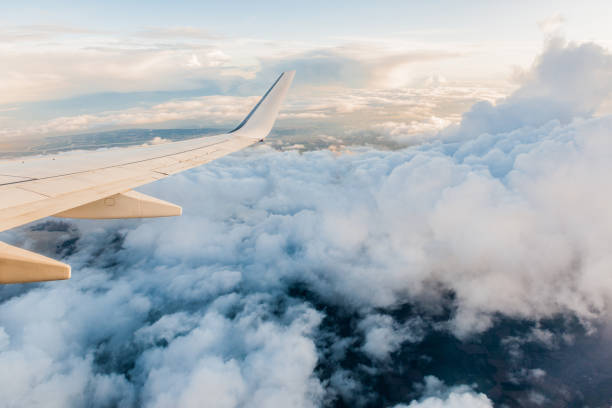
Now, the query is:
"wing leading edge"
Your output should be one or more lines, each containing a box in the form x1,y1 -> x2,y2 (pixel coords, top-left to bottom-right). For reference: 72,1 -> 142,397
0,71 -> 295,283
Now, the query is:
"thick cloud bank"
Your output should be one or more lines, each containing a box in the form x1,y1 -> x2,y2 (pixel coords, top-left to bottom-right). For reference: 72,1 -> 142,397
2,38 -> 612,406
445,37 -> 612,139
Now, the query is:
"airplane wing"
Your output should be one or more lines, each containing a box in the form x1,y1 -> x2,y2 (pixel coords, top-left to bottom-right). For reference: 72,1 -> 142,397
0,71 -> 295,284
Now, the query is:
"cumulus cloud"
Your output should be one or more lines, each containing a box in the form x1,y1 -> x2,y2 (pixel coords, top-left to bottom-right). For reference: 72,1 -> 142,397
136,303 -> 324,408
358,314 -> 424,360
0,263 -> 324,407
127,103 -> 612,340
445,37 -> 612,140
2,38 -> 612,406
537,13 -> 566,35
393,376 -> 492,408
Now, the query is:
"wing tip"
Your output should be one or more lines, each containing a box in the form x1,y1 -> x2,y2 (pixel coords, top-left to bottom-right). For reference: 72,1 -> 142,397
230,71 -> 295,137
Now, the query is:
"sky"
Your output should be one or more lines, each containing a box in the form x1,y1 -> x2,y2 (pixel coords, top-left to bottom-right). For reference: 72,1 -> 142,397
3,2 -> 612,407
2,1 -> 612,144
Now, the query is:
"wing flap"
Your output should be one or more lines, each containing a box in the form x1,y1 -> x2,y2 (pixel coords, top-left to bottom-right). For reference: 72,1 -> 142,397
0,242 -> 70,284
55,190 -> 181,219
9,167 -> 148,198
0,171 -> 160,232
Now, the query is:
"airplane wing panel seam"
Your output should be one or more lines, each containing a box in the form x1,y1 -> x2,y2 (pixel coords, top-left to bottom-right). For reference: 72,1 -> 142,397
0,180 -> 38,187
0,137 -> 234,186
15,186 -> 53,199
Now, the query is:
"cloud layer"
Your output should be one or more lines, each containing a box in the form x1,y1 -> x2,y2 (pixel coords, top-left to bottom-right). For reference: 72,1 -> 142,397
1,38 -> 612,406
0,24 -> 513,142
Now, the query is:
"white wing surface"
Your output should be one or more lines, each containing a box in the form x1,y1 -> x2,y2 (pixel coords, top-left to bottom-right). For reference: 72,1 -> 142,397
0,71 -> 295,283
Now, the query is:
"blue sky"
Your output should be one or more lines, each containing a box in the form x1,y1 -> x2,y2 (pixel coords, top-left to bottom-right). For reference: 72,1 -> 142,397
5,1 -> 612,42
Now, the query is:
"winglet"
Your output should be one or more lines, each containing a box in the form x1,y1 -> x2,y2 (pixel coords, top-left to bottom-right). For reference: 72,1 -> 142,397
230,71 -> 295,139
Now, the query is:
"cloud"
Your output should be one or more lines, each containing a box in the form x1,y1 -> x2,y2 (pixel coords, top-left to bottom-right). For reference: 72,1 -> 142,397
0,26 -> 463,107
444,37 -> 612,140
358,314 -> 424,361
112,38 -> 612,338
0,264 -> 324,407
537,13 -> 566,35
125,108 -> 611,340
136,303 -> 324,408
0,25 -> 245,106
142,136 -> 171,146
255,47 -> 461,89
0,24 -> 508,143
393,376 -> 492,408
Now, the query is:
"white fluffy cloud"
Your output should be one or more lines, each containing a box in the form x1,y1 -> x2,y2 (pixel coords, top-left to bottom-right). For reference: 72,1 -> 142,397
0,276 -> 324,407
358,314 -> 424,360
125,104 -> 612,339
136,303 -> 324,408
120,38 -> 612,338
394,377 -> 492,408
445,38 -> 612,140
